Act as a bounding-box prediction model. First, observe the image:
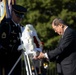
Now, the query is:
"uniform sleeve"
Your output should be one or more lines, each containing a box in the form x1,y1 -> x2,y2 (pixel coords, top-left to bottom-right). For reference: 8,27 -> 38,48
0,21 -> 10,49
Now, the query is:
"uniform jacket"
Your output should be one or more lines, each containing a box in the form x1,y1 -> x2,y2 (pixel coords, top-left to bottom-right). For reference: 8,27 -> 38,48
47,27 -> 76,75
0,19 -> 22,66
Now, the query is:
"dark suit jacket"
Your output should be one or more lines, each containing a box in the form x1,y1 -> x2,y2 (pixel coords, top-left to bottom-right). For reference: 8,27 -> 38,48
47,27 -> 76,75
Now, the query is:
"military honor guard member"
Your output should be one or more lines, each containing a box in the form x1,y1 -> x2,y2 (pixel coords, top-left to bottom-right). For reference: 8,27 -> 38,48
0,5 -> 27,75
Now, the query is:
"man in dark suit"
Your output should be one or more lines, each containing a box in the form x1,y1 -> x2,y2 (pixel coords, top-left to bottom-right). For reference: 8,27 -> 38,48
35,18 -> 76,75
0,5 -> 27,75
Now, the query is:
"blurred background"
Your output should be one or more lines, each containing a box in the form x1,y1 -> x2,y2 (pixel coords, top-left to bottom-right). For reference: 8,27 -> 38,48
16,0 -> 76,50
16,0 -> 76,75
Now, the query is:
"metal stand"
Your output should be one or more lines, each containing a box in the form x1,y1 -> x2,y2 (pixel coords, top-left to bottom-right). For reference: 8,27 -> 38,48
8,51 -> 38,75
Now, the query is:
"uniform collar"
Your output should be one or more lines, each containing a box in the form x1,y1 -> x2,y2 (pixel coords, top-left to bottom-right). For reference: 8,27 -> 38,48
12,19 -> 19,26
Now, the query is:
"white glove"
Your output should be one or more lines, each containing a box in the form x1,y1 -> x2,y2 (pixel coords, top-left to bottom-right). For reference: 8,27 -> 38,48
17,44 -> 24,51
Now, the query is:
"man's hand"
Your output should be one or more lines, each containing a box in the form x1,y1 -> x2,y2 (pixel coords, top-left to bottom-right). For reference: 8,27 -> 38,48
17,44 -> 24,51
37,52 -> 45,59
34,52 -> 45,59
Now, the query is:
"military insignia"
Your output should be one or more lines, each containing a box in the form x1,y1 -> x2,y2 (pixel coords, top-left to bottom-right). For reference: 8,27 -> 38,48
1,32 -> 6,38
9,44 -> 12,47
11,30 -> 16,34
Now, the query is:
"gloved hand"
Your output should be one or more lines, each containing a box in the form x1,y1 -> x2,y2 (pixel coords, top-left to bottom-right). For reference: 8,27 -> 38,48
17,44 -> 24,51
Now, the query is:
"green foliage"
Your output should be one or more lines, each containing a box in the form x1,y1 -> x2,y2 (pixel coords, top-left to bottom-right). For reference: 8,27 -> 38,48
16,0 -> 76,50
16,0 -> 76,73
45,36 -> 60,49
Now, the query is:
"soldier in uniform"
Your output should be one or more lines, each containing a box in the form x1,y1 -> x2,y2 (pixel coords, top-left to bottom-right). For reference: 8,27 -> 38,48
0,5 -> 27,75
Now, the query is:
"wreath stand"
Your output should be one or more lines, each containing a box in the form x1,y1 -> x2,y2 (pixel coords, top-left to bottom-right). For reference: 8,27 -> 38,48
8,50 -> 38,75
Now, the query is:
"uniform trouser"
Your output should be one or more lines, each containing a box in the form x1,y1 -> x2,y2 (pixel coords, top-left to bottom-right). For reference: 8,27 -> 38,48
0,66 -> 5,75
10,61 -> 21,75
0,58 -> 21,75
